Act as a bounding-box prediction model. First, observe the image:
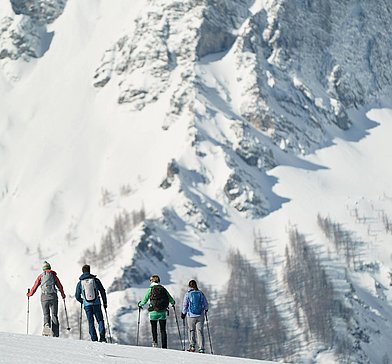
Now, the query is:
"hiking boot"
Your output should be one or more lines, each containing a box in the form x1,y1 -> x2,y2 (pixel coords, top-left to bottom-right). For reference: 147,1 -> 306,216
152,341 -> 158,348
99,336 -> 107,343
198,348 -> 206,353
187,346 -> 196,352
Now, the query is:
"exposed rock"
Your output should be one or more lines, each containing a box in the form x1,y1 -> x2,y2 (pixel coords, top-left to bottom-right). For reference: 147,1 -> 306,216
10,0 -> 67,25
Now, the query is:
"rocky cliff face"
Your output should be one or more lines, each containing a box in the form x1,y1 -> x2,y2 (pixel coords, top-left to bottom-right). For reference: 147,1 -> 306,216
0,0 -> 66,60
93,0 -> 392,156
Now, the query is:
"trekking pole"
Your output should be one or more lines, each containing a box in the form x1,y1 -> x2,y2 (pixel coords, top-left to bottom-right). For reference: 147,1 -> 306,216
205,311 -> 213,354
182,316 -> 186,351
172,305 -> 184,350
26,289 -> 30,335
136,306 -> 141,346
104,307 -> 113,343
63,298 -> 71,331
79,303 -> 83,340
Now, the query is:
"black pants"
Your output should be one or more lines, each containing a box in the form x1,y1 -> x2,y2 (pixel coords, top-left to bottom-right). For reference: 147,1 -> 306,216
150,320 -> 167,348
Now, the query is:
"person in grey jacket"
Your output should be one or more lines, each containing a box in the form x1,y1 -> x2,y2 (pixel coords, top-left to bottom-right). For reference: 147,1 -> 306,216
181,280 -> 209,353
27,261 -> 66,337
75,264 -> 107,342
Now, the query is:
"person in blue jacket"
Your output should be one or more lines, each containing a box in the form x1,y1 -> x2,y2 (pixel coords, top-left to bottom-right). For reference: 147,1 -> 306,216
181,280 -> 209,353
75,264 -> 107,342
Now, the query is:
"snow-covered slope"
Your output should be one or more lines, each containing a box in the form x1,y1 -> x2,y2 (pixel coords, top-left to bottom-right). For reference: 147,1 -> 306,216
1,0 -> 392,362
0,332 -> 276,364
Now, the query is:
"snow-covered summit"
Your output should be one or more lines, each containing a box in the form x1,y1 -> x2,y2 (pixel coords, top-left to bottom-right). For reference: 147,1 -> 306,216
1,0 -> 392,363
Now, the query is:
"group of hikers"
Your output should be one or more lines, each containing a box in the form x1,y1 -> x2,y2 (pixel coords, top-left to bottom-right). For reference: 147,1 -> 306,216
27,261 -> 209,353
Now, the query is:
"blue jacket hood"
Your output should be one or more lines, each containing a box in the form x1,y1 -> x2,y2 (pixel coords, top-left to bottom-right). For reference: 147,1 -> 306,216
79,272 -> 97,281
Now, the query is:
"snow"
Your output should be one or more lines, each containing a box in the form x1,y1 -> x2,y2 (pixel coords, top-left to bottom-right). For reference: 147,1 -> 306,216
0,332 -> 276,364
1,0 -> 392,362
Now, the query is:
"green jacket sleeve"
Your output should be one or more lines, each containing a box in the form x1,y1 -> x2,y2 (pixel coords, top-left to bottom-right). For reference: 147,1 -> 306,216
139,287 -> 151,307
167,290 -> 175,305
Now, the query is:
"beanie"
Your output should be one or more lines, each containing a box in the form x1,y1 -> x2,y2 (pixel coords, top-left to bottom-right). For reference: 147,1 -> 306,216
42,261 -> 51,271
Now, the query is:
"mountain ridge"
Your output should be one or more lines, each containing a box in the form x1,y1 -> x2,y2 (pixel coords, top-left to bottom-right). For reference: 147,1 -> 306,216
1,1 -> 392,362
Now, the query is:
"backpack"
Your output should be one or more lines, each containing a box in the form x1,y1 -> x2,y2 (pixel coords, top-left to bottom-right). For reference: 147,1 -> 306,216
41,271 -> 56,295
189,290 -> 203,315
81,278 -> 97,303
150,285 -> 169,311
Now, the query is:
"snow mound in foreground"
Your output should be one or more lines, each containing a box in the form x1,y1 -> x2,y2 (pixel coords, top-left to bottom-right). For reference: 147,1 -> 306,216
0,332 -> 277,364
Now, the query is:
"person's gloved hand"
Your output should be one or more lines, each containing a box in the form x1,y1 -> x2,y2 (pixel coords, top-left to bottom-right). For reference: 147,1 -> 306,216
103,303 -> 108,309
205,309 -> 208,313
61,293 -> 66,300
138,301 -> 143,309
181,313 -> 186,320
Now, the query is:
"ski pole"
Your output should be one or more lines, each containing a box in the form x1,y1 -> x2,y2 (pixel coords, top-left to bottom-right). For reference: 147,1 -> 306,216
172,305 -> 184,350
182,315 -> 186,351
79,303 -> 83,340
136,306 -> 141,346
104,307 -> 113,343
26,288 -> 30,335
205,311 -> 213,354
63,298 -> 71,331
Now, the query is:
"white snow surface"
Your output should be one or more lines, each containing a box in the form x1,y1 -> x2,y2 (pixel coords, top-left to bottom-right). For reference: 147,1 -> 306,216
0,332 -> 275,364
1,0 -> 392,362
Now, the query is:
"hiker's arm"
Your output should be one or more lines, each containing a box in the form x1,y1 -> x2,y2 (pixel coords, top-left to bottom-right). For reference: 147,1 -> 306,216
182,292 -> 189,314
54,274 -> 66,299
139,288 -> 151,307
75,282 -> 83,304
95,279 -> 107,306
202,293 -> 209,311
167,290 -> 175,305
27,274 -> 41,296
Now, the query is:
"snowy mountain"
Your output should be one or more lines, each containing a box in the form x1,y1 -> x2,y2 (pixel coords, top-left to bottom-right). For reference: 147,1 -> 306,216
1,0 -> 392,363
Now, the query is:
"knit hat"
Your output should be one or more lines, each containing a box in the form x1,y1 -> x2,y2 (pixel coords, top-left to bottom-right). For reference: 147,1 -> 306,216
42,261 -> 51,271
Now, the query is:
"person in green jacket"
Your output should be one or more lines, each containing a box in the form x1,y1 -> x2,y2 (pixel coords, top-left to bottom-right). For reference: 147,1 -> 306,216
138,274 -> 175,348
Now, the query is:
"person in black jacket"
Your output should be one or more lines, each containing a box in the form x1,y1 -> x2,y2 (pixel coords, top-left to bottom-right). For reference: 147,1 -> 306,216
75,264 -> 107,342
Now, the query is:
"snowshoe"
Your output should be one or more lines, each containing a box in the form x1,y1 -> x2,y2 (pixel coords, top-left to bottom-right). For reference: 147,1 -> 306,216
42,325 -> 53,337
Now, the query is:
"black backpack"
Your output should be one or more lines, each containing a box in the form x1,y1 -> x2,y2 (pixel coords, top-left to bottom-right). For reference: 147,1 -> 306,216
150,285 -> 169,311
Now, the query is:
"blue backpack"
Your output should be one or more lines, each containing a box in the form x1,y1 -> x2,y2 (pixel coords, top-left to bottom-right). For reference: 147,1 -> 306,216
189,290 -> 203,315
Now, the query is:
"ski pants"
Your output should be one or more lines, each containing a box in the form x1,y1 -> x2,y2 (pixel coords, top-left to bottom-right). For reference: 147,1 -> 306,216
84,304 -> 105,341
41,297 -> 59,337
187,315 -> 205,350
150,319 -> 167,348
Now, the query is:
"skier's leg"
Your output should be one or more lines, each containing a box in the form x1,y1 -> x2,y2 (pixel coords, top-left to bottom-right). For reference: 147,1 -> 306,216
84,305 -> 98,341
50,298 -> 60,337
187,316 -> 197,350
159,320 -> 167,349
150,320 -> 158,346
195,315 -> 205,351
93,304 -> 106,341
41,299 -> 51,328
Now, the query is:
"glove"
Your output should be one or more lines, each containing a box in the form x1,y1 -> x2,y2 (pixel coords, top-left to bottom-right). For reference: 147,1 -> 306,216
181,313 -> 186,320
61,293 -> 66,300
138,301 -> 142,309
205,309 -> 208,313
103,303 -> 108,309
